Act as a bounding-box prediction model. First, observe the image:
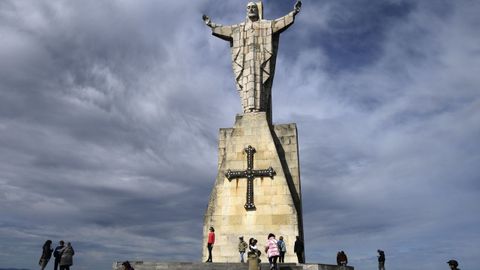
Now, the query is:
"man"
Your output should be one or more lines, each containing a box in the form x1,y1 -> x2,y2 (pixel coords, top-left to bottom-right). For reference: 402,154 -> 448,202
378,249 -> 385,270
238,236 -> 248,263
203,1 -> 302,122
294,236 -> 304,263
447,259 -> 460,270
53,240 -> 65,270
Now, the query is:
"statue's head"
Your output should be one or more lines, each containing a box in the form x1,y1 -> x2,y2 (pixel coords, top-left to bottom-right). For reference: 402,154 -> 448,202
246,2 -> 259,21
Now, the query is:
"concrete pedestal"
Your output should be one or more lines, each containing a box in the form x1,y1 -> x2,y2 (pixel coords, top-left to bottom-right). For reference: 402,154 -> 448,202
113,262 -> 354,270
203,112 -> 304,262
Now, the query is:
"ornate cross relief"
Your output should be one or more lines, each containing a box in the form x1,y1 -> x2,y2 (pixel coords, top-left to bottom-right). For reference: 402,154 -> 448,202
225,145 -> 276,211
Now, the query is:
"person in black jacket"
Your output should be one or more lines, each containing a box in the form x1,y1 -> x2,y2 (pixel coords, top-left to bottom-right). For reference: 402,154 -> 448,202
337,251 -> 348,266
377,250 -> 385,270
447,259 -> 460,270
53,240 -> 65,270
122,261 -> 135,270
294,236 -> 304,263
39,240 -> 53,270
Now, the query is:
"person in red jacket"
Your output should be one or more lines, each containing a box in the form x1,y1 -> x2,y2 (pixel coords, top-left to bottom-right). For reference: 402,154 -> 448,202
206,227 -> 215,262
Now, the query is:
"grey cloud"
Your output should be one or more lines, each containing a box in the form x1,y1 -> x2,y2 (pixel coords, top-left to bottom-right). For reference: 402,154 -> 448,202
1,0 -> 479,270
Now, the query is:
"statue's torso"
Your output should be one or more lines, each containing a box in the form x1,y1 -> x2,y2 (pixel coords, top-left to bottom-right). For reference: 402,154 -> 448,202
230,20 -> 277,112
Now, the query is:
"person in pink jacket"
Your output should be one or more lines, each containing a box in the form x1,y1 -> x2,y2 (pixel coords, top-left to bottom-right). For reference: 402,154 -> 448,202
265,233 -> 280,270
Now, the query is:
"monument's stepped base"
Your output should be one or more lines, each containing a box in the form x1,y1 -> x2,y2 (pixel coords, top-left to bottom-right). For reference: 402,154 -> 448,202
112,262 -> 354,270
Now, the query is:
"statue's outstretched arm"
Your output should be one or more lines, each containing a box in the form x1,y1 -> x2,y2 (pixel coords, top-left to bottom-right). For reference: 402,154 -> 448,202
294,1 -> 302,15
202,14 -> 233,41
273,1 -> 302,34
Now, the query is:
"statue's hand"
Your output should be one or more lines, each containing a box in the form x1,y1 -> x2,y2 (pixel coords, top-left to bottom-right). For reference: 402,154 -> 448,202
294,1 -> 302,14
202,14 -> 212,26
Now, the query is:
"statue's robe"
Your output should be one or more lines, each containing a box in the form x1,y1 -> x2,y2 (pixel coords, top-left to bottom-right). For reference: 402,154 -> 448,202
209,12 -> 296,119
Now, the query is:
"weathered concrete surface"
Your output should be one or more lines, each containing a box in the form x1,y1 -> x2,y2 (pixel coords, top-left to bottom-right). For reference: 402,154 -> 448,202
113,262 -> 354,270
203,112 -> 303,263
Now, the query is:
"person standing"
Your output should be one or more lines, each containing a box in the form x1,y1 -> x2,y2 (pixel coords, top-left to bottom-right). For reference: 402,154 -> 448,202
206,227 -> 215,262
277,236 -> 286,263
59,242 -> 75,270
238,236 -> 248,263
377,249 -> 385,270
294,236 -> 304,263
39,240 -> 53,270
447,259 -> 460,270
53,240 -> 65,270
122,261 -> 135,270
265,233 -> 280,270
337,251 -> 348,266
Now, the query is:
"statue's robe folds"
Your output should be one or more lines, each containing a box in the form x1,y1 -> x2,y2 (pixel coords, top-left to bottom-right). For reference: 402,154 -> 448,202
209,12 -> 296,118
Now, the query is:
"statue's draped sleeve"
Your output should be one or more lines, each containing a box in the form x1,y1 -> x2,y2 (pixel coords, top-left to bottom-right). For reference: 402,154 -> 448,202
273,11 -> 296,34
211,25 -> 234,42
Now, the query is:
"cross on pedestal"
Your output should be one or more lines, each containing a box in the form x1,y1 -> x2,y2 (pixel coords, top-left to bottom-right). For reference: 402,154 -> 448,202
225,145 -> 276,211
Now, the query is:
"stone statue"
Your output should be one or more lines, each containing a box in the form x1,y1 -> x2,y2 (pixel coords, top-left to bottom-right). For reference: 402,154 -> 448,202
203,1 -> 302,121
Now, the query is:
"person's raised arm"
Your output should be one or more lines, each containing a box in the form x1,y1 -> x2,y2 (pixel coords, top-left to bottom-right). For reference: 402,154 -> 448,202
202,14 -> 233,42
273,1 -> 302,34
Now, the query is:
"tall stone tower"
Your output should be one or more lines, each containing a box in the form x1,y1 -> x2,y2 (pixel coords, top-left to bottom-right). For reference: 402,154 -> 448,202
202,1 -> 304,263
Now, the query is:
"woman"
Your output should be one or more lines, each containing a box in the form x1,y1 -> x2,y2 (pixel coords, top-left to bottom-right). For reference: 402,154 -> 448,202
39,240 -> 53,270
265,233 -> 280,270
59,242 -> 75,270
206,227 -> 215,262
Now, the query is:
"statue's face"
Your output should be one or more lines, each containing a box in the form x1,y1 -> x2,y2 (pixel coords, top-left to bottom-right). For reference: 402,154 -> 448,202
246,2 -> 259,21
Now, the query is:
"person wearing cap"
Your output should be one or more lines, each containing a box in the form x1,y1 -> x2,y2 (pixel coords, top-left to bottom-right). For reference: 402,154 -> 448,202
238,236 -> 248,263
447,259 -> 460,270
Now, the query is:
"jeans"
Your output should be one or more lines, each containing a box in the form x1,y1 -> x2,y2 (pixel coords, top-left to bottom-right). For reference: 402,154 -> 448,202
240,252 -> 245,262
207,243 -> 213,262
379,261 -> 385,270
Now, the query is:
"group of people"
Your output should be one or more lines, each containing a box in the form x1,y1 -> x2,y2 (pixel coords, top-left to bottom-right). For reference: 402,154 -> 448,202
206,226 -> 305,269
241,233 -> 289,270
333,250 -> 376,268
39,240 -> 75,270
348,249 -> 459,270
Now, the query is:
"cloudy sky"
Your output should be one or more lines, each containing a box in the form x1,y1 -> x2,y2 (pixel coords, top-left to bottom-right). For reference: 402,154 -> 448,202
1,0 -> 479,269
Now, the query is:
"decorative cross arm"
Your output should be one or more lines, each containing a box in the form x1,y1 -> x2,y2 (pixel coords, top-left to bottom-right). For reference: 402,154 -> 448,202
252,167 -> 276,178
225,169 -> 247,180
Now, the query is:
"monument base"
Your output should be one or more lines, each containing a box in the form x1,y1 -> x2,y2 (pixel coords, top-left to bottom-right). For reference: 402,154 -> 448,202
203,112 -> 304,262
112,262 -> 354,270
